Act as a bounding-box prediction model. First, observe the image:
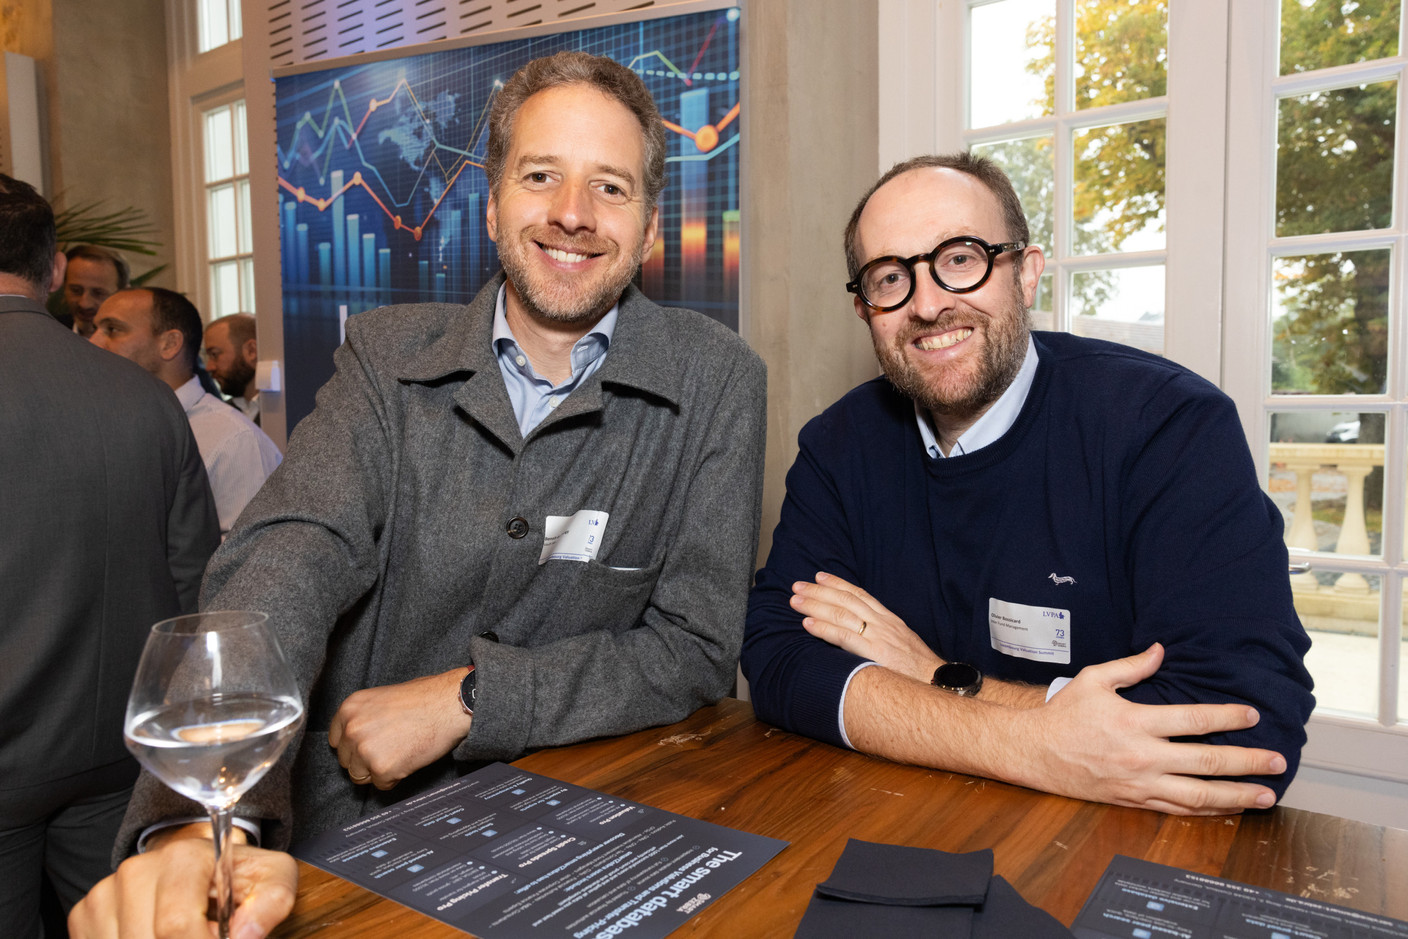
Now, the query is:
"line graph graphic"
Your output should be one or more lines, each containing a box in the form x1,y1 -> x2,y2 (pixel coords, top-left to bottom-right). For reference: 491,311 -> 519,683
274,8 -> 742,429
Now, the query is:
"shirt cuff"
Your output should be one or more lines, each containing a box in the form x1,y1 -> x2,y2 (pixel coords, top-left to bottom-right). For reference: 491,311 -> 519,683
837,661 -> 879,749
136,817 -> 262,853
1046,676 -> 1073,702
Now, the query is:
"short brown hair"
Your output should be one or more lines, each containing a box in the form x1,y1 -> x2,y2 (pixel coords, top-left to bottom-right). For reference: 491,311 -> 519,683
65,243 -> 131,290
843,153 -> 1031,280
485,51 -> 667,214
208,311 -> 256,347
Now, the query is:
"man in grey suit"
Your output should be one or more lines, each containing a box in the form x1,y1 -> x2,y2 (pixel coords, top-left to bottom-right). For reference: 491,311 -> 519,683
0,175 -> 220,936
73,51 -> 765,938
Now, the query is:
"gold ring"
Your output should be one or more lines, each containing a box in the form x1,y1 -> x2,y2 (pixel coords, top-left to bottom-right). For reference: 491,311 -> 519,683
858,621 -> 868,637
350,771 -> 372,784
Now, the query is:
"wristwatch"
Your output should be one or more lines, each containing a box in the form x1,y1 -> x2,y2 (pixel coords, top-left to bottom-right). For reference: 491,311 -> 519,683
458,665 -> 477,716
931,662 -> 983,697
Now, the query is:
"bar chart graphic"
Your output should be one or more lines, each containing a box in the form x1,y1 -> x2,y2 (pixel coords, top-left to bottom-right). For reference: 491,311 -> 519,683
273,8 -> 742,429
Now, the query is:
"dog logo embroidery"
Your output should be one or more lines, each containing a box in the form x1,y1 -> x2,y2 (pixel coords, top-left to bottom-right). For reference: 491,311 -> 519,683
1048,573 -> 1076,586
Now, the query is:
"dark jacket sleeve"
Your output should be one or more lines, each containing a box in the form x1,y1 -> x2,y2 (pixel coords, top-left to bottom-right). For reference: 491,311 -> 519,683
164,398 -> 221,614
742,407 -> 871,749
1109,377 -> 1314,797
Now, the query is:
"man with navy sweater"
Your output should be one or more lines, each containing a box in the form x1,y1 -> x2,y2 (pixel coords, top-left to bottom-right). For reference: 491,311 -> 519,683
741,153 -> 1314,816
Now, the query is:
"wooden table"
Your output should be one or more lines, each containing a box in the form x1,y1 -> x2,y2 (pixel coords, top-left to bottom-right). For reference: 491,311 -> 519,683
274,698 -> 1408,936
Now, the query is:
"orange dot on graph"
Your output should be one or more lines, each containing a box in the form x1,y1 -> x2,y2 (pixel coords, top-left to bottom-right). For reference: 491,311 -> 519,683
694,124 -> 719,153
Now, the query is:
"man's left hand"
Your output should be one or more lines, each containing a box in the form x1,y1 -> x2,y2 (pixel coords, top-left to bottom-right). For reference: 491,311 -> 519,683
328,669 -> 473,790
791,572 -> 942,684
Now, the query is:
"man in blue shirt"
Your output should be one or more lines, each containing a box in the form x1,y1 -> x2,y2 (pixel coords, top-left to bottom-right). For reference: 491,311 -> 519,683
742,153 -> 1313,817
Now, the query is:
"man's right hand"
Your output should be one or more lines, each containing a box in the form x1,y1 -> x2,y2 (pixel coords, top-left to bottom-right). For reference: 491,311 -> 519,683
69,829 -> 297,939
845,643 -> 1288,817
1006,644 -> 1286,815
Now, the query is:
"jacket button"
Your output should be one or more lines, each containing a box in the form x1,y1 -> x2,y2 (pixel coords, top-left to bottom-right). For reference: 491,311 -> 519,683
506,516 -> 529,539
479,631 -> 500,643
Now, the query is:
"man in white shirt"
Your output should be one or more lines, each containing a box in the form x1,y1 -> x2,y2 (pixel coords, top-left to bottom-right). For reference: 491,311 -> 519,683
91,287 -> 282,534
204,312 -> 262,424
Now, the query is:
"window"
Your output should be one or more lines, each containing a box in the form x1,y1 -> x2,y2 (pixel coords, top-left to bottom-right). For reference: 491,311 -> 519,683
202,100 -> 255,316
883,0 -> 1407,809
198,0 -> 243,53
167,0 -> 248,319
962,0 -> 1169,354
1224,0 -> 1408,772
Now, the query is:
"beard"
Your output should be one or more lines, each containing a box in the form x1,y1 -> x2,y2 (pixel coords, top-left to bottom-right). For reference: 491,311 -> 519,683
871,290 -> 1030,424
215,356 -> 256,397
497,226 -> 646,325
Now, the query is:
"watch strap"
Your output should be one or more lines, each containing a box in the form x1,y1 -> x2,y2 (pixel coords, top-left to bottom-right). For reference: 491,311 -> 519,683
458,665 -> 477,715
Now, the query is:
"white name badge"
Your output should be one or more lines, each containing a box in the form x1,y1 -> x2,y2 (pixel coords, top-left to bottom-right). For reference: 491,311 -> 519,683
539,510 -> 610,564
988,598 -> 1071,665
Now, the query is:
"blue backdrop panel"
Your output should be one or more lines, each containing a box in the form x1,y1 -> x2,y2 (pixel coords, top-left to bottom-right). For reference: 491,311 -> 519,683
273,8 -> 742,431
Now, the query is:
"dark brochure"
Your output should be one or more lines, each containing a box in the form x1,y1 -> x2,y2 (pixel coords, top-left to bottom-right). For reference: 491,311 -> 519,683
1072,855 -> 1408,939
292,762 -> 788,938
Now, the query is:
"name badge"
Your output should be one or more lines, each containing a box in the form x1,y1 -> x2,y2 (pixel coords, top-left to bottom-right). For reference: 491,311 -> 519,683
988,598 -> 1071,665
539,510 -> 610,564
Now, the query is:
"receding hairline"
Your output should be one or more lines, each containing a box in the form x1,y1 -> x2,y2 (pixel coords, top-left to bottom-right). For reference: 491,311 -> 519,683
852,165 -> 1013,260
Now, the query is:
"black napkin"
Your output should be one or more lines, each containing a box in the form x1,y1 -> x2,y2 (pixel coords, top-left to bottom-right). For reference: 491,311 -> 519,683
972,875 -> 1074,939
795,896 -> 973,939
794,839 -> 1073,938
815,839 -> 993,905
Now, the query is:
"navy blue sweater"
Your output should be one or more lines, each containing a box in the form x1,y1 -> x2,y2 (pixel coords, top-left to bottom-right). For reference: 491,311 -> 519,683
742,332 -> 1314,797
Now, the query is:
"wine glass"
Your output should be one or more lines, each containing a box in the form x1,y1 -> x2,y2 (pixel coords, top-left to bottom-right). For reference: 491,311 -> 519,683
124,611 -> 304,939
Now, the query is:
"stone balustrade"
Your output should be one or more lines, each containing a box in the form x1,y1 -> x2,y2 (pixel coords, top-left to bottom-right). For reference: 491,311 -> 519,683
1268,441 -> 1386,633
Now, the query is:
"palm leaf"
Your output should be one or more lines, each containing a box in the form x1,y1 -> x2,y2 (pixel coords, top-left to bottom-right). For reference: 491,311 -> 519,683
53,199 -> 162,256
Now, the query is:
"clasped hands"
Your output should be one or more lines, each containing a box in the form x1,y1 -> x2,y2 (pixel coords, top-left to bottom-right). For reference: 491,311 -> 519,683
791,572 -> 1287,815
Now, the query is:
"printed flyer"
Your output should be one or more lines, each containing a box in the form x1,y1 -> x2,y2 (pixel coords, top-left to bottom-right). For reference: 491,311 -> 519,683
1072,855 -> 1408,938
292,762 -> 788,938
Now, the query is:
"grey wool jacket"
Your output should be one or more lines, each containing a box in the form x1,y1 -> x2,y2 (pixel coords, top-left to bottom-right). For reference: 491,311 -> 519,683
116,274 -> 767,853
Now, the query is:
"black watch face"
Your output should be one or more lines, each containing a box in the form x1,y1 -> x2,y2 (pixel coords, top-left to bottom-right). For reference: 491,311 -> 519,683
934,663 -> 982,693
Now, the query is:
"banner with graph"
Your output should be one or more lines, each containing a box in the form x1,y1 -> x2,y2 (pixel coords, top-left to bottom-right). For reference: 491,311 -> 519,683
273,6 -> 742,429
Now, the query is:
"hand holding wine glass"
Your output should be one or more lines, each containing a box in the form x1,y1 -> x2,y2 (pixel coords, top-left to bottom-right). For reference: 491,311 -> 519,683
123,611 -> 304,939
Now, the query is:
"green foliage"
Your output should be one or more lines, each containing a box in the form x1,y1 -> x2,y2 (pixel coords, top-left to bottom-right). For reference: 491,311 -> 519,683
1270,0 -> 1398,404
53,199 -> 162,256
1000,0 -> 1167,317
1280,0 -> 1400,75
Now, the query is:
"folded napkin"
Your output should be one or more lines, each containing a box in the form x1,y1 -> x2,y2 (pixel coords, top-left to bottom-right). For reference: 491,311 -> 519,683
815,840 -> 992,905
794,839 -> 1072,939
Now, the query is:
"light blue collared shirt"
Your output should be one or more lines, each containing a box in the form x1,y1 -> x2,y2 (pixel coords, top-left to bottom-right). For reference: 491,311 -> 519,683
492,284 -> 618,437
837,336 -> 1052,749
915,336 -> 1039,459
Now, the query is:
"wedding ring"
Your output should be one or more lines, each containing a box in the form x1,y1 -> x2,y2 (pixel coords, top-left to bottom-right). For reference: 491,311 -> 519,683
350,771 -> 372,784
858,621 -> 868,637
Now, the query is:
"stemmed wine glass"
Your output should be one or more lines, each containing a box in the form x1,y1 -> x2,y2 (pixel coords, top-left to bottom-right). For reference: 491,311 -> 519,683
125,611 -> 304,939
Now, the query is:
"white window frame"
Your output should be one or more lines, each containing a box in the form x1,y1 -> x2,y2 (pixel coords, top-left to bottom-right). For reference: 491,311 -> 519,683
199,96 -> 255,317
167,0 -> 245,317
1223,0 -> 1408,792
881,0 -> 1227,381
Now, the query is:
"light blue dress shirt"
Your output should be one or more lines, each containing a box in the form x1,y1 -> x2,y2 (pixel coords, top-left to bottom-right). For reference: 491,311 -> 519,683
491,284 -> 618,437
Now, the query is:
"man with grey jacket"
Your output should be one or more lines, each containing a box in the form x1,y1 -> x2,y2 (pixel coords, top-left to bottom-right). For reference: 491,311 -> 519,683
72,51 -> 766,938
